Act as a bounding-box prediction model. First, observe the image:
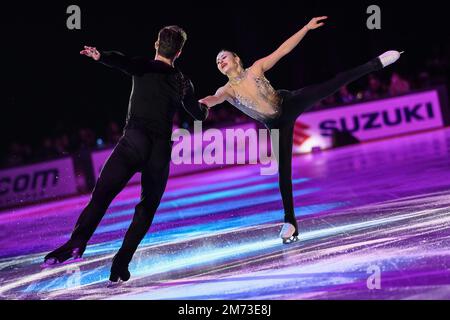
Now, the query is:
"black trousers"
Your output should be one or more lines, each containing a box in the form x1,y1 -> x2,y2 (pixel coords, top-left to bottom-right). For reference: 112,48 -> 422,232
69,127 -> 172,265
267,58 -> 383,236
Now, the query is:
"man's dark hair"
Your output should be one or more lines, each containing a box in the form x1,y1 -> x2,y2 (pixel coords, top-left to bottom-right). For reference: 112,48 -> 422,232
157,25 -> 187,60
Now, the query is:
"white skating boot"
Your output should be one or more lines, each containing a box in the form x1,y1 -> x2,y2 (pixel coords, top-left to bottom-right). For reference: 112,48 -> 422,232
378,50 -> 404,68
279,223 -> 299,244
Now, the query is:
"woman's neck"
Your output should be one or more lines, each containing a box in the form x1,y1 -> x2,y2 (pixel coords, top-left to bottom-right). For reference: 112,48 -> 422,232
227,67 -> 246,84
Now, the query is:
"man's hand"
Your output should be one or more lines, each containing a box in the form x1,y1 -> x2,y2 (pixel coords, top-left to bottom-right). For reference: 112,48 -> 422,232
80,46 -> 101,60
306,16 -> 328,30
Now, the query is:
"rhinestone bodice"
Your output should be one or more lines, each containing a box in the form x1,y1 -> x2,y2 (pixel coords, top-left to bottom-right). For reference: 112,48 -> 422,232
228,69 -> 282,123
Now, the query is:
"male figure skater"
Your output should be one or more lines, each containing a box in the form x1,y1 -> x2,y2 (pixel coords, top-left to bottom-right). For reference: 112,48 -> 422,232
44,25 -> 209,282
199,17 -> 402,244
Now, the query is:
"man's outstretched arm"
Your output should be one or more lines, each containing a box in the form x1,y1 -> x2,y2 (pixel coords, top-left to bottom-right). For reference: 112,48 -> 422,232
80,46 -> 142,75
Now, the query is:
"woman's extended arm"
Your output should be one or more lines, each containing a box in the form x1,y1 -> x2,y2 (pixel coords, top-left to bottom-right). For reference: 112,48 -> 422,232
252,16 -> 327,74
198,86 -> 230,108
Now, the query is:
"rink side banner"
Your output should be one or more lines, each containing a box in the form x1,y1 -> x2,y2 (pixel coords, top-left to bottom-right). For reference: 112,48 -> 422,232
91,122 -> 270,183
293,89 -> 444,153
0,158 -> 78,208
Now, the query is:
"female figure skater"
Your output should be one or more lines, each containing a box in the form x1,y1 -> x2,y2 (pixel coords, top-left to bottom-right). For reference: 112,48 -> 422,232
199,16 -> 402,244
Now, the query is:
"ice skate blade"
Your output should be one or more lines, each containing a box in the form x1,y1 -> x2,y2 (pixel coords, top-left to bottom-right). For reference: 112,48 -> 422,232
40,256 -> 83,269
107,280 -> 124,288
109,271 -> 131,283
282,236 -> 299,244
42,247 -> 84,269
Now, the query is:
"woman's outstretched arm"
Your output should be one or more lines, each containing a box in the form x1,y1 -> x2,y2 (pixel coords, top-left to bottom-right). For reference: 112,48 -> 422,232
252,16 -> 328,74
198,86 -> 230,108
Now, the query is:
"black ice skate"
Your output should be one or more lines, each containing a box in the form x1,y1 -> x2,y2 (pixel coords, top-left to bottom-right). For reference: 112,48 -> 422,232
109,255 -> 131,283
42,240 -> 86,267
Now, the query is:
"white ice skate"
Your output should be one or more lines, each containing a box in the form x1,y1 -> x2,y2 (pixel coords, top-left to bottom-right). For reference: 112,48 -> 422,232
280,223 -> 299,244
378,50 -> 404,68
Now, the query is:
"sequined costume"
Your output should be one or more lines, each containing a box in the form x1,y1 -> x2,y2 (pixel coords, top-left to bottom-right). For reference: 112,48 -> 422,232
229,69 -> 282,123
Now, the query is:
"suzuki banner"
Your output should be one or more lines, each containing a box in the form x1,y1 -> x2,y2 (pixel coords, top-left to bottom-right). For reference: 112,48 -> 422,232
293,88 -> 444,153
0,158 -> 78,208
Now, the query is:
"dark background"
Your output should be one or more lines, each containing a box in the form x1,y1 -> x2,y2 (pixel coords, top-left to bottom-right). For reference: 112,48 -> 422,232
1,0 -> 449,156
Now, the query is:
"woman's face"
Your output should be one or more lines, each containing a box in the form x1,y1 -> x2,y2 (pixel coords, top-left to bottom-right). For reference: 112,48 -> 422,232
216,51 -> 240,75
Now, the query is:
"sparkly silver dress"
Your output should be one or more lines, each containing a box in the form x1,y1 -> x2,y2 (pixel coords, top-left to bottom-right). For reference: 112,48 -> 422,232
228,68 -> 282,124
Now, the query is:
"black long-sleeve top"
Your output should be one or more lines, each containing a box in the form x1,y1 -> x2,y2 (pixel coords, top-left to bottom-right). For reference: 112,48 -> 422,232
98,51 -> 208,138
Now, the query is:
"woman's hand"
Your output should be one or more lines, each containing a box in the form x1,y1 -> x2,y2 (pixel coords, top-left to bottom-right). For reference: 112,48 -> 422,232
306,16 -> 328,30
80,46 -> 101,60
199,97 -> 214,108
